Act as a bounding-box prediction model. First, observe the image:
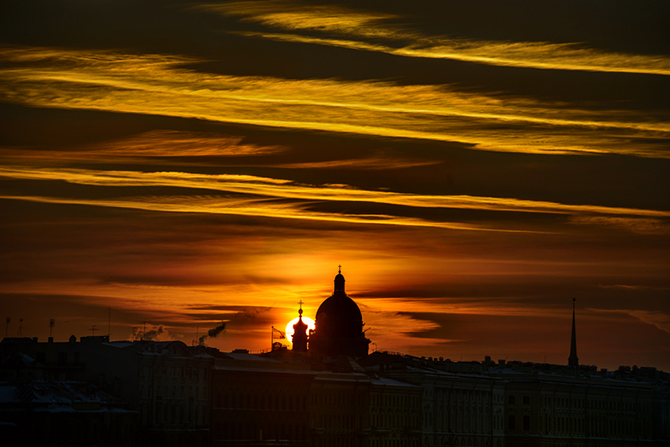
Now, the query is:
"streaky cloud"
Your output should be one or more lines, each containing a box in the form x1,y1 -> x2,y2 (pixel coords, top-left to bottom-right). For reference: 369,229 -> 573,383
1,46 -> 669,158
2,166 -> 669,219
592,308 -> 670,335
93,130 -> 286,157
0,193 -> 508,233
275,157 -> 440,170
200,1 -> 670,76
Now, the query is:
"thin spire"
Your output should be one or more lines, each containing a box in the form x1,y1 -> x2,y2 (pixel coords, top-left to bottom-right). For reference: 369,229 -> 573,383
568,298 -> 579,367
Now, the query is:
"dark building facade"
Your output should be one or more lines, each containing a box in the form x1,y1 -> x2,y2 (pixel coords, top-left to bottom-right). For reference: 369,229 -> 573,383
2,336 -> 670,446
2,282 -> 669,446
309,269 -> 370,358
211,352 -> 313,447
0,336 -> 213,447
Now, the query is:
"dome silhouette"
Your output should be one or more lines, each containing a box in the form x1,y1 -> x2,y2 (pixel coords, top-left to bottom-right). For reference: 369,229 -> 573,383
309,268 -> 370,358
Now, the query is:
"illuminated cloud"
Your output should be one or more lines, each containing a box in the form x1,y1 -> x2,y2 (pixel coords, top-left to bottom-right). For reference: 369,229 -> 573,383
1,46 -> 669,158
0,130 -> 286,163
1,166 -> 668,229
199,1 -> 670,76
275,157 -> 439,170
0,194 -> 498,233
92,130 -> 286,157
569,216 -> 670,235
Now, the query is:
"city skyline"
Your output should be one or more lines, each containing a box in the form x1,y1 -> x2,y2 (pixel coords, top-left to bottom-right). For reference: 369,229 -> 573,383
1,0 -> 669,371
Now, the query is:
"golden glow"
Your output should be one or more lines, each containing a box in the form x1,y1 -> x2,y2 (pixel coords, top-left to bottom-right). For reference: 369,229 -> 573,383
284,316 -> 315,343
1,46 -> 669,158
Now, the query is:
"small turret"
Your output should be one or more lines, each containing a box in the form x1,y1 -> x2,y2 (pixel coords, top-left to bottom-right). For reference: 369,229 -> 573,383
292,301 -> 308,352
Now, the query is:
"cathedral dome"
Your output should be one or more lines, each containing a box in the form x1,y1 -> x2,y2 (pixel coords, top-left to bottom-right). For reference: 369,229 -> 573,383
315,293 -> 363,333
315,269 -> 362,333
310,268 -> 370,358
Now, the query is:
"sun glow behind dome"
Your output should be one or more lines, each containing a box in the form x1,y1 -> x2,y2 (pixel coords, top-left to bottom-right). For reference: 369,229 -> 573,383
285,316 -> 315,344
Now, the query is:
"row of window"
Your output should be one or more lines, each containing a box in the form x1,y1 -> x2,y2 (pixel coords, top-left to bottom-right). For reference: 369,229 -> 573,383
140,401 -> 205,427
510,394 -> 653,413
215,392 -> 308,411
426,409 -> 493,433
139,365 -> 208,380
140,383 -> 205,400
507,395 -> 530,405
508,414 -> 531,431
508,412 -> 651,438
312,391 -> 365,407
433,389 -> 492,403
314,435 -> 361,447
312,413 -> 360,430
217,423 -> 307,441
371,393 -> 419,408
369,437 -> 420,447
370,413 -> 419,429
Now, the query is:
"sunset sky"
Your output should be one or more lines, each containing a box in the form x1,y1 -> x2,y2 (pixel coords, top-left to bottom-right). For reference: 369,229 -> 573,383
1,0 -> 668,371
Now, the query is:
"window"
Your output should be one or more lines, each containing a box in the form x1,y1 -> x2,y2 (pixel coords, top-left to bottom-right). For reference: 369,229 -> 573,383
523,415 -> 530,431
508,396 -> 516,405
508,415 -> 516,431
523,396 -> 530,405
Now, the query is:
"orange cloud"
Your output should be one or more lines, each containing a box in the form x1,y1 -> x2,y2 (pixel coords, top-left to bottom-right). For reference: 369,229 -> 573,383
200,1 -> 670,76
1,46 -> 668,158
1,166 -> 668,221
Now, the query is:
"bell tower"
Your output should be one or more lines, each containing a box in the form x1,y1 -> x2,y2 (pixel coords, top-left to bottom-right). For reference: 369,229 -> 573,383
292,300 -> 308,352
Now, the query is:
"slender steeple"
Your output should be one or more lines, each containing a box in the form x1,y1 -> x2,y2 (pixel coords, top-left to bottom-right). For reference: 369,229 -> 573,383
568,298 -> 579,367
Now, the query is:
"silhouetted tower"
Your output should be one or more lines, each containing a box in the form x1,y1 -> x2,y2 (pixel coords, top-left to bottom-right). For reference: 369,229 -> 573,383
568,298 -> 579,367
292,300 -> 308,352
309,267 -> 370,358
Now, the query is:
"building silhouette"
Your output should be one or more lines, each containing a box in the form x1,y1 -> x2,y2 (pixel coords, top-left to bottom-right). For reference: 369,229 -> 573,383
0,336 -> 212,447
292,302 -> 309,353
1,274 -> 669,446
308,268 -> 370,358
